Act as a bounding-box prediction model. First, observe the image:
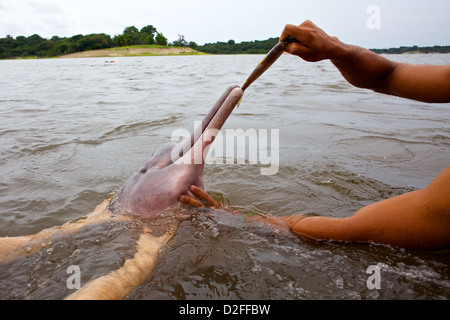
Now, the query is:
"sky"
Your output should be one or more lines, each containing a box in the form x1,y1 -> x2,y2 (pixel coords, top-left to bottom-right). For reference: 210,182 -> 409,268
0,0 -> 449,48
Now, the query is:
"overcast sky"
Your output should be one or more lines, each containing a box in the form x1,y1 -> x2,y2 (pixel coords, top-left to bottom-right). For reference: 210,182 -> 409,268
0,0 -> 449,48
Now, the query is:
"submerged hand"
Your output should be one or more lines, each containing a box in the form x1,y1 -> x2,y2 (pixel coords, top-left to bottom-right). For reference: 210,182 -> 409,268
179,185 -> 220,208
179,186 -> 307,232
280,20 -> 343,62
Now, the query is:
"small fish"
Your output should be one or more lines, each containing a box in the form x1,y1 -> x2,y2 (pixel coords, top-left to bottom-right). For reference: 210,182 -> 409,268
241,36 -> 299,92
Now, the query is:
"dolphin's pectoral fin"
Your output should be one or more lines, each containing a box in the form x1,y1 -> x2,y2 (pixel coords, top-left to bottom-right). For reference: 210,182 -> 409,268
64,226 -> 176,300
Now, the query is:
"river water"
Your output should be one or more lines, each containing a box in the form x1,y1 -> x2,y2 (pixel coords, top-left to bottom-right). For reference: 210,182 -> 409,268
0,54 -> 449,300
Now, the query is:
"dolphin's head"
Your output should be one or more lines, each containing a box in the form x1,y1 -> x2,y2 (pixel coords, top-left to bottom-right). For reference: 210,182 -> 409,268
117,86 -> 243,217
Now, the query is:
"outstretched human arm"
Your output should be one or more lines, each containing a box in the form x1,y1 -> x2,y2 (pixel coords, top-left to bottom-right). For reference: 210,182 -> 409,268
65,227 -> 174,300
280,21 -> 450,103
283,166 -> 450,250
181,167 -> 450,250
0,199 -> 129,264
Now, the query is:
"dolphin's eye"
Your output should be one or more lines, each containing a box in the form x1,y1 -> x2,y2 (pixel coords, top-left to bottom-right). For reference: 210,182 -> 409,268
139,167 -> 148,174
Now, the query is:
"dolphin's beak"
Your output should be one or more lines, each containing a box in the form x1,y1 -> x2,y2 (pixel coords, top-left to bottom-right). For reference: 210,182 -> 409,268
116,86 -> 243,217
173,86 -> 243,165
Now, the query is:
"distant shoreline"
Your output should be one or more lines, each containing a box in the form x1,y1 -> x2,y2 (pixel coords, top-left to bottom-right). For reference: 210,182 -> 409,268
58,46 -> 449,59
2,45 -> 449,60
58,45 -> 207,58
2,29 -> 448,59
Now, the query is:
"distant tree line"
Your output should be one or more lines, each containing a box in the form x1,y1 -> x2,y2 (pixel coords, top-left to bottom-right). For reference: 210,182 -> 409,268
196,38 -> 450,55
112,25 -> 168,47
370,45 -> 450,54
195,38 -> 279,54
1,28 -> 449,59
0,25 -> 186,59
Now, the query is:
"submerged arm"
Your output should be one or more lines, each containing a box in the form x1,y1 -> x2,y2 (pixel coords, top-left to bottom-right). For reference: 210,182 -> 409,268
278,167 -> 450,250
65,227 -> 174,300
0,199 -> 128,264
182,167 -> 450,250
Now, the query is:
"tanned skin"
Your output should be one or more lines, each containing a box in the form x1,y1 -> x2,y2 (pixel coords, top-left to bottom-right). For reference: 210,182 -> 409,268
281,20 -> 450,103
181,21 -> 450,250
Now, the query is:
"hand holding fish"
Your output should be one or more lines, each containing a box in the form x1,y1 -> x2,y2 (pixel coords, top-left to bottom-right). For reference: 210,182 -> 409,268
280,20 -> 343,62
282,20 -> 450,103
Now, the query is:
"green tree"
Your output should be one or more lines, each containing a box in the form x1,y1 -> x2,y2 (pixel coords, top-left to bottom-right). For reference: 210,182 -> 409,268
25,34 -> 47,55
49,41 -> 76,56
155,32 -> 168,46
138,33 -> 151,45
140,25 -> 157,38
139,25 -> 157,45
123,26 -> 140,45
114,34 -> 133,46
78,34 -> 112,51
173,34 -> 188,47
197,37 -> 279,54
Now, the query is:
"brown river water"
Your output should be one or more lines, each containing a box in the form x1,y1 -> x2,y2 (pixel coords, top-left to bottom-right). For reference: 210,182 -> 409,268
0,54 -> 449,299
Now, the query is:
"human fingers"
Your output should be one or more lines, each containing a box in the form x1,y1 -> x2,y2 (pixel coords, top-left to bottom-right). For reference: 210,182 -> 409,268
280,21 -> 338,62
179,194 -> 205,208
280,23 -> 308,43
279,23 -> 313,57
189,185 -> 220,207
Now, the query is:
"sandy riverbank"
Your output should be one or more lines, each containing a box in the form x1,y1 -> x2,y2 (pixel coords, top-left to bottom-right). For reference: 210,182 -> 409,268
58,46 -> 205,58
